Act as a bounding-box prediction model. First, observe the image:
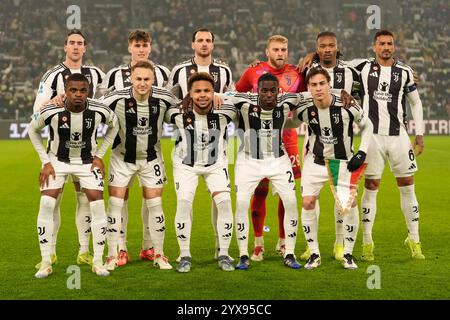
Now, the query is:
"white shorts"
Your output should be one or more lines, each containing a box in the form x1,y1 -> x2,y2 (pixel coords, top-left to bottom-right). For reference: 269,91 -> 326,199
108,150 -> 167,188
173,162 -> 231,200
365,133 -> 418,179
235,154 -> 296,197
40,156 -> 104,191
300,153 -> 328,197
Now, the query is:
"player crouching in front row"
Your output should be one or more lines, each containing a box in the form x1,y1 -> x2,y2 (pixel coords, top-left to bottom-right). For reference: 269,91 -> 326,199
29,74 -> 119,278
286,67 -> 373,269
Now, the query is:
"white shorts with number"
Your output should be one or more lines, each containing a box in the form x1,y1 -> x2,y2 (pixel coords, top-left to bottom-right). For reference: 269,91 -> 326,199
300,153 -> 328,197
235,154 -> 296,198
365,133 -> 418,179
108,149 -> 167,188
173,161 -> 231,201
40,155 -> 104,191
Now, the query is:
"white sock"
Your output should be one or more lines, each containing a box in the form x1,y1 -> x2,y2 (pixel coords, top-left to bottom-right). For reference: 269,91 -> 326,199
51,192 -> 63,255
146,197 -> 165,256
175,198 -> 193,258
141,199 -> 153,250
37,196 -> 56,263
89,200 -> 107,264
118,200 -> 128,251
235,195 -> 250,257
302,207 -> 319,255
315,199 -> 320,224
211,198 -> 219,251
107,197 -> 123,257
361,188 -> 378,244
343,206 -> 359,255
279,193 -> 299,256
75,192 -> 91,254
334,202 -> 344,246
214,193 -> 233,257
399,185 -> 420,242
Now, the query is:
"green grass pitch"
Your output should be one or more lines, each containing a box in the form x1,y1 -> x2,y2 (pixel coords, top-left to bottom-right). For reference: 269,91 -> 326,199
0,136 -> 449,300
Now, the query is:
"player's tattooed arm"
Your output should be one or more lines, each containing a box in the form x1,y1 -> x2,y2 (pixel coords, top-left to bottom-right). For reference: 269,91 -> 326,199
43,94 -> 65,108
297,52 -> 316,73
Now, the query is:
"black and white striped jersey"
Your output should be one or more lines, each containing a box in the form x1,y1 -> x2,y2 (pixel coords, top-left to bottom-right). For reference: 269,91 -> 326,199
100,63 -> 170,92
307,60 -> 360,96
354,58 -> 418,136
30,99 -> 117,165
100,86 -> 177,163
226,92 -> 307,160
167,58 -> 234,98
33,63 -> 105,112
294,94 -> 365,163
165,104 -> 237,167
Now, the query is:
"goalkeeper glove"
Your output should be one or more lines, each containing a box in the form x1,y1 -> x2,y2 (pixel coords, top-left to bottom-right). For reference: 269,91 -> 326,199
347,150 -> 366,172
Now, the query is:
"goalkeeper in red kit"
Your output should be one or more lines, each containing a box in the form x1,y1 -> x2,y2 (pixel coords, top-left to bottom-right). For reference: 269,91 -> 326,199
235,35 -> 306,261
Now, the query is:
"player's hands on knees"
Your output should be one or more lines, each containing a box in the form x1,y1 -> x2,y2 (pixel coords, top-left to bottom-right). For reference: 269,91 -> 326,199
40,162 -> 55,188
91,156 -> 105,179
296,52 -> 316,73
414,135 -> 424,156
248,59 -> 261,68
340,90 -> 356,108
213,94 -> 224,109
347,150 -> 366,172
44,94 -> 66,108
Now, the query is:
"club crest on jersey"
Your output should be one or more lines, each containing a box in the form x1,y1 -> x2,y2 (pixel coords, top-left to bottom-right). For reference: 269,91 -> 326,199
275,110 -> 281,118
332,113 -> 340,124
393,72 -> 400,82
84,74 -> 92,84
209,120 -> 217,129
85,118 -> 92,129
210,72 -> 219,83
335,72 -> 343,83
151,105 -> 158,114
284,75 -> 291,86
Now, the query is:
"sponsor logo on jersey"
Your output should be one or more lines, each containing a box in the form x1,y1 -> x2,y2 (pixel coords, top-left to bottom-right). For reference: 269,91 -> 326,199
126,108 -> 136,114
59,123 -> 70,129
310,118 -> 319,124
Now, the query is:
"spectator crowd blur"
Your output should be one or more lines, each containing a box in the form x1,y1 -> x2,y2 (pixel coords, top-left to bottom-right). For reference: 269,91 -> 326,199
0,0 -> 448,120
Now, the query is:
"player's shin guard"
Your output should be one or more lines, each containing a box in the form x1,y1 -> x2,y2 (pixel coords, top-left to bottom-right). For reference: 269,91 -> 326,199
118,200 -> 128,251
51,192 -> 63,255
141,200 -> 153,250
250,183 -> 269,238
89,200 -> 107,264
279,194 -> 298,256
37,196 -> 56,263
399,185 -> 420,242
175,198 -> 193,257
301,208 -> 319,255
146,197 -> 165,256
315,199 -> 320,224
75,191 -> 91,254
343,206 -> 359,255
277,198 -> 286,239
107,197 -> 123,257
213,192 -> 233,257
236,195 -> 250,257
361,188 -> 378,244
334,202 -> 344,245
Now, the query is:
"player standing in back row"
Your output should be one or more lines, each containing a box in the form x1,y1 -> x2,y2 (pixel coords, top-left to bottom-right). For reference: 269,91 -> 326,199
167,28 -> 235,260
99,30 -> 171,266
353,30 -> 425,261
